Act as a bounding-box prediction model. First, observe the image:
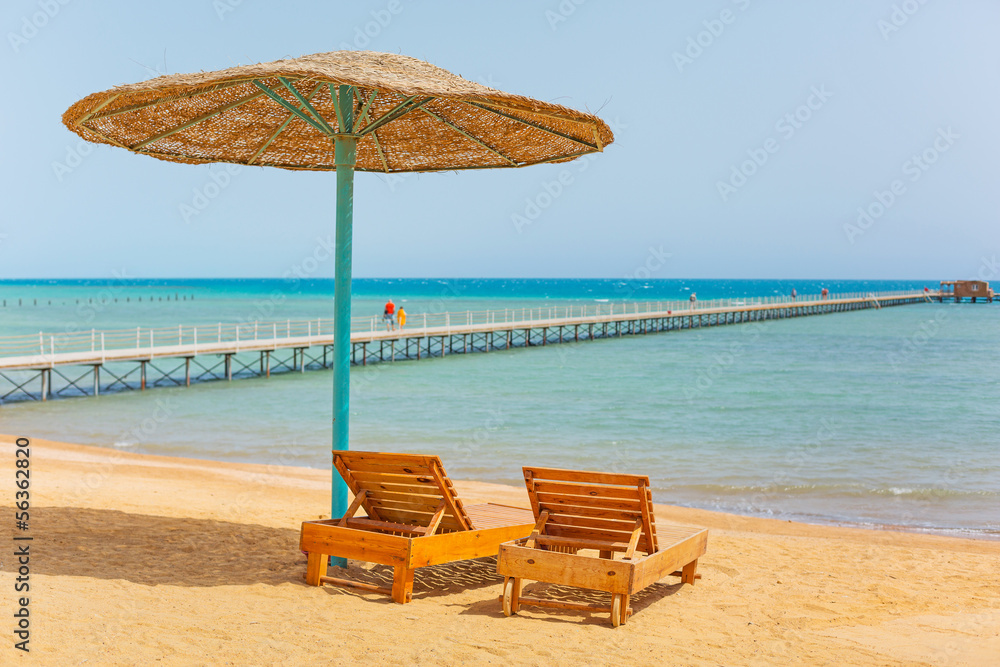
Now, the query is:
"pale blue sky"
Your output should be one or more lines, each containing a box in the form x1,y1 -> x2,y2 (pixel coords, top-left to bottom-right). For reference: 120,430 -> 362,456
1,0 -> 997,279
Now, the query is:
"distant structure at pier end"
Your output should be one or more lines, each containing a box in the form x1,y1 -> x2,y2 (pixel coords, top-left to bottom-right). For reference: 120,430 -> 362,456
939,281 -> 994,303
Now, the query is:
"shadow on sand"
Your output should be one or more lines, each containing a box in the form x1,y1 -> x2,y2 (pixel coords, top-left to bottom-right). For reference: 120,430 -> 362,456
460,578 -> 686,626
22,507 -> 507,601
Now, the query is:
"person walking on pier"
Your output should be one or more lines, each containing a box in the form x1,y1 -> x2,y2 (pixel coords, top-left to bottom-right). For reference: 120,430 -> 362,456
791,287 -> 797,300
821,287 -> 829,300
384,299 -> 396,331
689,292 -> 697,309
397,305 -> 406,329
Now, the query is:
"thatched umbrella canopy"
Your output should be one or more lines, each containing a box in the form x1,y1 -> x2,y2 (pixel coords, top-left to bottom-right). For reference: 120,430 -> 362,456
63,51 -> 613,555
63,50 -> 613,172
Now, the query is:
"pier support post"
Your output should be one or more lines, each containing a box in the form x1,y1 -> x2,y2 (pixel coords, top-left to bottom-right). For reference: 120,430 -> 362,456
40,369 -> 49,401
185,357 -> 191,386
225,354 -> 232,381
140,360 -> 147,390
92,365 -> 100,397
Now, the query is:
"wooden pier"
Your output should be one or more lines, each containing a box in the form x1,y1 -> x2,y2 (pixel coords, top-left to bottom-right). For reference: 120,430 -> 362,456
0,290 -> 932,404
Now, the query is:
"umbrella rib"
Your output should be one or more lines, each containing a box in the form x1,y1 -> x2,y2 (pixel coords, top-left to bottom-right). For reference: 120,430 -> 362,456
130,90 -> 266,150
370,131 -> 390,172
252,79 -> 332,137
76,93 -> 121,126
521,149 -> 596,167
85,79 -> 251,123
79,124 -> 129,150
418,107 -> 517,167
461,101 -> 599,151
248,82 -> 325,165
353,90 -> 379,134
358,96 -> 434,136
350,89 -> 390,172
468,98 -> 599,127
278,77 -> 336,136
329,83 -> 346,132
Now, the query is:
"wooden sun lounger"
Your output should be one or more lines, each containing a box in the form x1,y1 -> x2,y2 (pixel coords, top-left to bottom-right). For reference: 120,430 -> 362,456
299,451 -> 535,604
496,467 -> 708,626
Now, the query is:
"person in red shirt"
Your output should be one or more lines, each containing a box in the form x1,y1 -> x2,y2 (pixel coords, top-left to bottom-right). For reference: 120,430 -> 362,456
383,299 -> 396,331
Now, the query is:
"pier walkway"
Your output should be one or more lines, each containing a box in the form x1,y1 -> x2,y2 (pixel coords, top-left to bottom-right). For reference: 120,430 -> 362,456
0,290 -> 931,403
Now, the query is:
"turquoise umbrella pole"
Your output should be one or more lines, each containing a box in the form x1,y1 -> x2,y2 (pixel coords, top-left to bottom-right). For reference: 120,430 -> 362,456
330,84 -> 356,568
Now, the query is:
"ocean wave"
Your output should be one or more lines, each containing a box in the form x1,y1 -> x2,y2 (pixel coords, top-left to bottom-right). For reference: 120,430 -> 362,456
664,483 -> 998,501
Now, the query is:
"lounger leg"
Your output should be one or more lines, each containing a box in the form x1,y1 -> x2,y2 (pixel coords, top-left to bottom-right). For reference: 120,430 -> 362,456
681,559 -> 699,585
599,550 -> 613,560
305,551 -> 328,586
619,593 -> 630,625
502,576 -> 523,616
392,565 -> 415,604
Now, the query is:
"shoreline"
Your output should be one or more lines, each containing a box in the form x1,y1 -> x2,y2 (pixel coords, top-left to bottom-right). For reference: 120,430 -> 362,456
1,433 -> 998,664
12,433 -> 998,544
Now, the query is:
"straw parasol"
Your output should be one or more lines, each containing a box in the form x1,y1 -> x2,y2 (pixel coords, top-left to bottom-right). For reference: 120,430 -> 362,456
63,50 -> 613,559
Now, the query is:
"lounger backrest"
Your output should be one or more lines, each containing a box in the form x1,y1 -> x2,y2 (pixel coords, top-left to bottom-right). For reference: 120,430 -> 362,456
523,467 -> 658,555
334,451 -> 474,532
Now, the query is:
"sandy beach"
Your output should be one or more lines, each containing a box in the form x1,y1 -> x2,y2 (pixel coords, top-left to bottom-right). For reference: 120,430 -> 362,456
1,434 -> 997,666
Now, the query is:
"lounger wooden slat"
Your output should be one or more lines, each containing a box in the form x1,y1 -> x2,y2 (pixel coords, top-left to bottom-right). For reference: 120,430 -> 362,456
534,493 -> 645,512
353,479 -> 449,497
537,502 -> 643,520
300,451 -> 535,604
530,480 -> 643,500
348,470 -> 440,486
545,513 -> 645,533
542,525 -> 655,555
356,490 -> 445,507
364,495 -> 447,512
497,466 -> 708,627
518,467 -> 657,486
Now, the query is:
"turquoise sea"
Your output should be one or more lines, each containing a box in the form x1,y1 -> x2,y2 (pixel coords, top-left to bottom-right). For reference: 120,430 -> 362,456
1,278 -> 997,538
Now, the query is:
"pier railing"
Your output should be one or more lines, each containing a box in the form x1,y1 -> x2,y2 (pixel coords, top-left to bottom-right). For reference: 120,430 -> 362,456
0,290 -> 927,359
